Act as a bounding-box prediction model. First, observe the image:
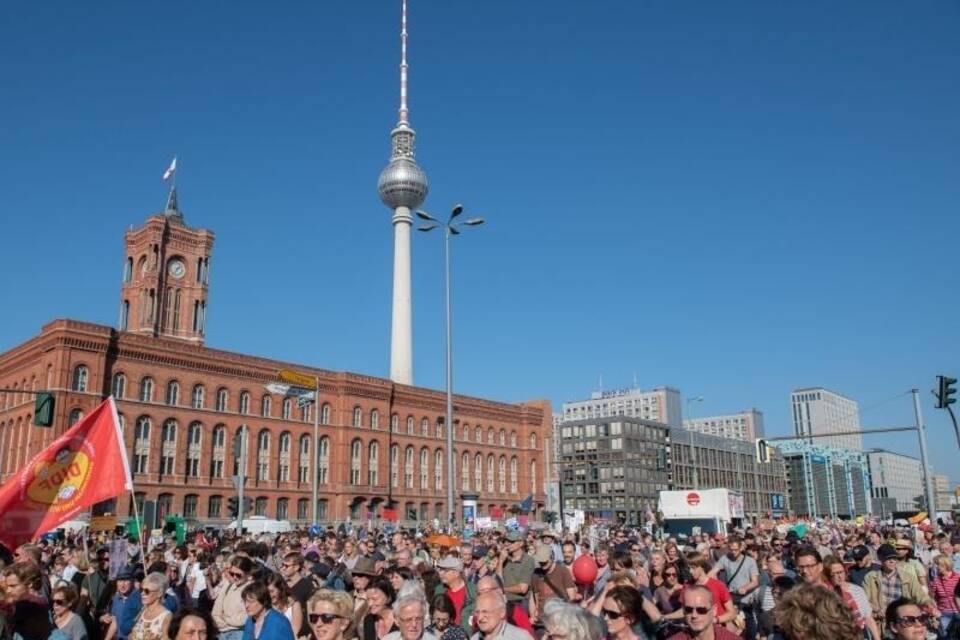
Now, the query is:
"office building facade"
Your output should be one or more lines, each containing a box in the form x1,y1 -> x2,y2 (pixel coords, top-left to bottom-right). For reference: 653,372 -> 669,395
562,386 -> 682,428
791,387 -> 863,451
866,450 -> 924,514
776,440 -> 871,519
682,408 -> 765,441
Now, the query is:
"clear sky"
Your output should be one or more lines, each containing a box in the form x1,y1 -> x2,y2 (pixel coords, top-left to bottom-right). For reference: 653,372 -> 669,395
2,2 -> 958,482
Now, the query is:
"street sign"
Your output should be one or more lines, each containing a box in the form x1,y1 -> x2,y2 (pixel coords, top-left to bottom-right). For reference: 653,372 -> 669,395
266,382 -> 315,400
279,369 -> 317,389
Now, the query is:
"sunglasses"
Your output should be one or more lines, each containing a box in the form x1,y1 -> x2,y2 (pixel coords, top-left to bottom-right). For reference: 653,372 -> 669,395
897,615 -> 929,627
664,572 -> 678,577
683,606 -> 711,615
229,571 -> 245,578
52,599 -> 67,606
309,613 -> 344,625
602,609 -> 623,620
141,588 -> 156,595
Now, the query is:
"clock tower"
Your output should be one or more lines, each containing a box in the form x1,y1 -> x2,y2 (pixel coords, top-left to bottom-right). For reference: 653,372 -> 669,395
119,188 -> 214,344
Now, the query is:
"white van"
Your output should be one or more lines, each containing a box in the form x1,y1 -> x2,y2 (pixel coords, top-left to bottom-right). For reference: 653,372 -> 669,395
227,516 -> 292,535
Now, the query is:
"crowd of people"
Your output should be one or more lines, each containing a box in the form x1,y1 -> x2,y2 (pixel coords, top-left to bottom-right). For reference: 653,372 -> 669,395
1,518 -> 958,640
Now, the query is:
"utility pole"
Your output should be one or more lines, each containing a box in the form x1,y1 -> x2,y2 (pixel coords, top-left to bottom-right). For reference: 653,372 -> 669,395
238,424 -> 247,534
912,389 -> 939,533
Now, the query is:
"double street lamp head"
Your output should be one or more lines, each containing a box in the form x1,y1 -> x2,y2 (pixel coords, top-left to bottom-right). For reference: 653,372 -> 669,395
416,205 -> 484,233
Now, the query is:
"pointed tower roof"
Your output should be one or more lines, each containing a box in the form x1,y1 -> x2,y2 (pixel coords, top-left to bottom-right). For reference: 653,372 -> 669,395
164,186 -> 185,224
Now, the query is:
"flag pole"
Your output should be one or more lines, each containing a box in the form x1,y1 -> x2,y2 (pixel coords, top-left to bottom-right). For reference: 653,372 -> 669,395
107,396 -> 145,566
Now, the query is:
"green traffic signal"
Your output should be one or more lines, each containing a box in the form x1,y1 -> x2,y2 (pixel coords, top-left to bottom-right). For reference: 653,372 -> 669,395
936,375 -> 957,409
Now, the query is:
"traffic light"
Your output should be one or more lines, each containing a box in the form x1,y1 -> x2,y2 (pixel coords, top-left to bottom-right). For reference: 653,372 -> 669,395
935,375 -> 957,409
34,392 -> 55,427
755,439 -> 771,464
228,497 -> 239,518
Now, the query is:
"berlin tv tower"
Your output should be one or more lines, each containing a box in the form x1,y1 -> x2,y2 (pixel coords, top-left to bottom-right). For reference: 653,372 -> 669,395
377,0 -> 428,385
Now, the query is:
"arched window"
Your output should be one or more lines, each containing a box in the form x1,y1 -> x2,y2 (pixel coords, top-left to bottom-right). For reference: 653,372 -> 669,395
529,433 -> 538,449
239,392 -> 251,414
462,452 -> 471,490
487,428 -> 495,445
112,373 -> 126,399
298,435 -> 311,483
166,381 -> 180,406
120,299 -> 130,331
68,408 -> 83,426
419,448 -> 429,489
352,407 -> 362,428
436,420 -> 444,440
530,459 -> 538,494
404,446 -> 414,489
421,418 -> 429,437
463,424 -> 470,441
261,395 -> 272,417
317,437 -> 330,485
186,422 -> 202,477
208,495 -> 223,518
297,498 -> 309,521
499,429 -> 507,446
498,456 -> 507,493
124,257 -> 133,282
406,416 -> 414,435
368,441 -> 380,486
350,440 -> 362,485
476,426 -> 483,442
211,424 -> 225,479
510,432 -> 518,448
282,399 -> 292,420
277,498 -> 289,520
160,420 -> 177,476
134,417 -> 151,474
391,414 -> 399,433
510,457 -> 518,494
192,384 -> 205,409
300,403 -> 311,423
216,388 -> 229,412
254,497 -> 267,516
390,444 -> 399,488
233,427 -> 245,476
435,449 -> 443,491
140,376 -> 153,402
486,455 -> 495,493
71,365 -> 88,392
475,453 -> 483,491
370,409 -> 379,430
278,432 -> 291,482
256,430 -> 270,481
321,403 -> 331,425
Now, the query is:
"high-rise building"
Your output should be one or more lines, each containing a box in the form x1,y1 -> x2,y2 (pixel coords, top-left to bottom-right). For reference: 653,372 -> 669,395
932,474 -> 957,512
866,450 -> 925,514
667,427 -> 787,519
378,0 -> 428,385
683,409 -> 765,441
562,386 -> 682,427
791,387 -> 863,451
776,440 -> 871,518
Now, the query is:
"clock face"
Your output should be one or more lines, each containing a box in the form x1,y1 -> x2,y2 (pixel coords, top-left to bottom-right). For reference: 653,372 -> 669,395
167,259 -> 186,279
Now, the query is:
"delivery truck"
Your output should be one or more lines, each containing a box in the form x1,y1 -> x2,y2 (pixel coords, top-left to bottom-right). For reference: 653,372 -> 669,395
658,488 -> 745,537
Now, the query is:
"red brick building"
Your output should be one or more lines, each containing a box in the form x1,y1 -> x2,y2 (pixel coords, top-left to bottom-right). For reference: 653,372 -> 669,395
0,201 -> 551,526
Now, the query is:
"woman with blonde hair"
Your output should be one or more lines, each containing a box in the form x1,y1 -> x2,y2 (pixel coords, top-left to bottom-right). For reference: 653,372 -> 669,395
307,589 -> 356,640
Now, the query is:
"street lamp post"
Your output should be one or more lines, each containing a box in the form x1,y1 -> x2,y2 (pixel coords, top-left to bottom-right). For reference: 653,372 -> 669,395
417,204 -> 484,531
685,396 -> 704,489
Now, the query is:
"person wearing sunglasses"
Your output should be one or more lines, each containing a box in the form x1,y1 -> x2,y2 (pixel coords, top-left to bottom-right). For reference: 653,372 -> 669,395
654,564 -> 684,615
51,584 -> 87,640
602,585 -> 645,640
666,585 -> 739,640
885,597 -> 933,640
212,556 -> 255,640
81,550 -> 113,623
306,589 -> 354,640
128,572 -> 173,640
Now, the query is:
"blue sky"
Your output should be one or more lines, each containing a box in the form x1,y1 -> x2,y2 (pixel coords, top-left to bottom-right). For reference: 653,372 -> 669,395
1,2 -> 958,482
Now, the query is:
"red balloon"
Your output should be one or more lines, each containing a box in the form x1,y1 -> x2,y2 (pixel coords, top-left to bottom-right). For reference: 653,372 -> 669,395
572,554 -> 598,585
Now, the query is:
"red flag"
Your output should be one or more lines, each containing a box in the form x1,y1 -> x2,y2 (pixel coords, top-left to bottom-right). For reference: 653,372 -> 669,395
0,397 -> 132,550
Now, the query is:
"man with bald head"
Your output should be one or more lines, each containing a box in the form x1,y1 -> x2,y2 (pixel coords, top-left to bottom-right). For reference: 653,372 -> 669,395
475,576 -> 533,637
668,585 -> 741,640
471,590 -> 532,640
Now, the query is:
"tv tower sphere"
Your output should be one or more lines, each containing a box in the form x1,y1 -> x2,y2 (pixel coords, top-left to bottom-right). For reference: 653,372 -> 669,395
378,141 -> 428,209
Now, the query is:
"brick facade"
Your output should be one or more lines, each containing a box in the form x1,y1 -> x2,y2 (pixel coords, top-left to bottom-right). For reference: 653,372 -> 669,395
0,208 -> 551,527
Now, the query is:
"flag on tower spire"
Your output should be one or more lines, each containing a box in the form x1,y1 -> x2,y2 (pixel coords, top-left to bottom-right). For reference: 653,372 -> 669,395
162,156 -> 177,182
